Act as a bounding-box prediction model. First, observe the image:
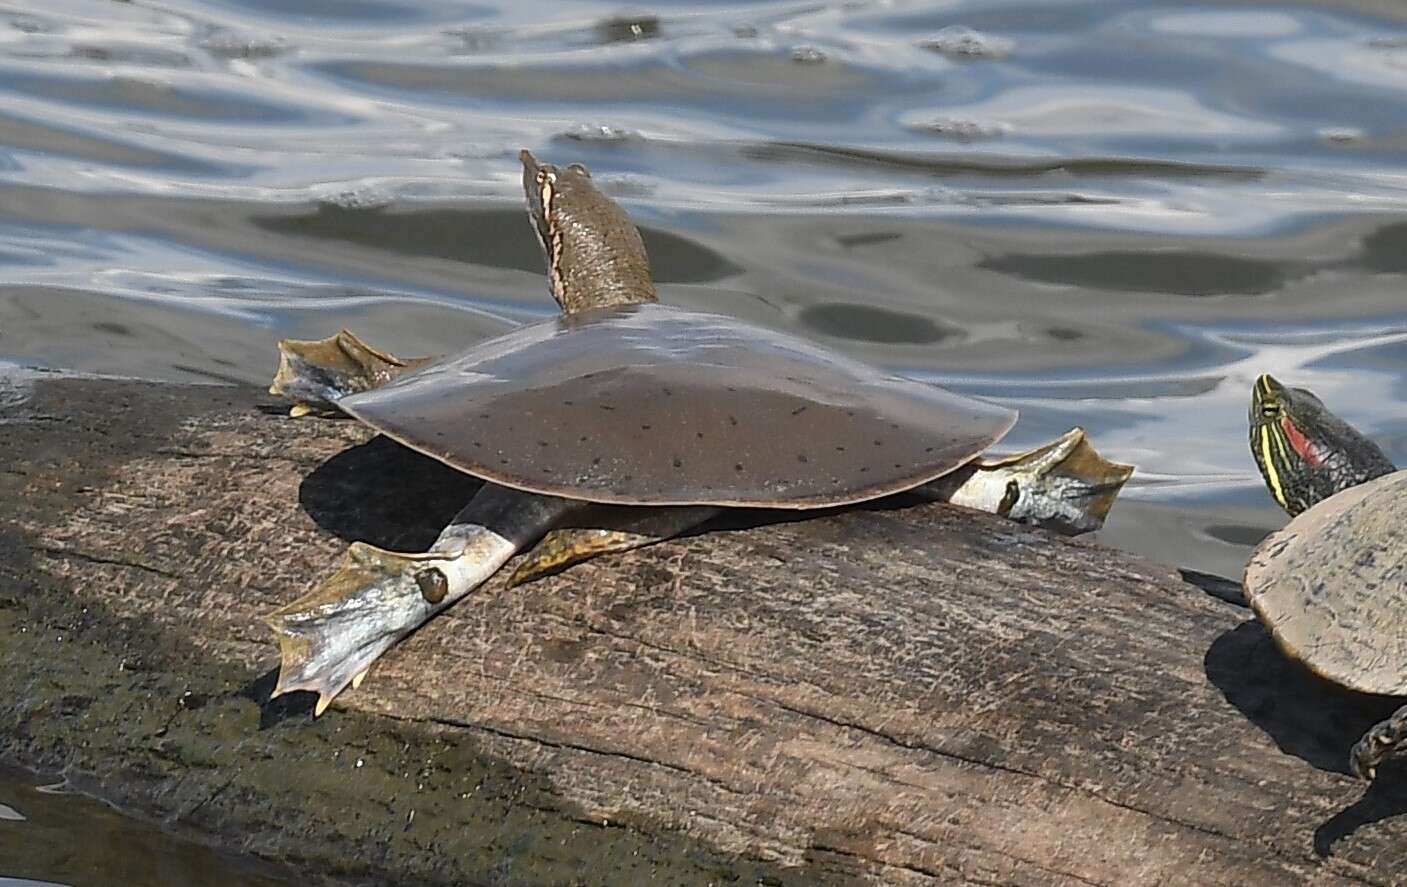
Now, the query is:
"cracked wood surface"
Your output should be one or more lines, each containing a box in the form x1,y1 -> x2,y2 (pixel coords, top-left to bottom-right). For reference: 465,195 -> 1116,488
3,374 -> 1407,886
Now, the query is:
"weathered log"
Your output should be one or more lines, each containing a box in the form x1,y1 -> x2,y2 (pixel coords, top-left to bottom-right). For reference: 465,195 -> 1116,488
2,371 -> 1405,886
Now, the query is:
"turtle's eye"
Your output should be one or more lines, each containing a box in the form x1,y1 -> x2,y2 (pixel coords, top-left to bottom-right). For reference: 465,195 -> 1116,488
1260,403 -> 1280,419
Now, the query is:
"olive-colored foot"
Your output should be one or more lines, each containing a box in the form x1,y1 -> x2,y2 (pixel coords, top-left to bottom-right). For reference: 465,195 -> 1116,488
509,506 -> 718,586
509,527 -> 655,586
269,330 -> 433,415
1351,703 -> 1407,780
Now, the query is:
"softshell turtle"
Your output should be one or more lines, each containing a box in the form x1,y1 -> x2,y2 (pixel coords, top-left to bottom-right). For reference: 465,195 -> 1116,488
265,150 -> 1133,713
1245,373 -> 1403,778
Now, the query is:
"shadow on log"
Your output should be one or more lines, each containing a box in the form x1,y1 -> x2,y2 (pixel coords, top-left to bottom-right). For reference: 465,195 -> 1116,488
298,434 -> 480,550
3,372 -> 1407,885
1204,621 -> 1405,776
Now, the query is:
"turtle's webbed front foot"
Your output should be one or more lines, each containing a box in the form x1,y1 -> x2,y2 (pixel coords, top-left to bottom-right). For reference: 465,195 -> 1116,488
266,542 -> 444,715
269,330 -> 429,417
1351,703 -> 1407,780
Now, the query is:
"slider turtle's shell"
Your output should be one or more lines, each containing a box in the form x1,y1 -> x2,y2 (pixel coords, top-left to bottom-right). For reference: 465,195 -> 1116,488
1244,468 -> 1407,695
340,302 -> 1016,509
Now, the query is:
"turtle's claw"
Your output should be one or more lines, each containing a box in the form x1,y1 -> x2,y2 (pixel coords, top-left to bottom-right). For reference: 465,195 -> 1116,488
1350,704 -> 1407,780
265,542 -> 440,714
1351,748 -> 1377,782
269,330 -> 430,415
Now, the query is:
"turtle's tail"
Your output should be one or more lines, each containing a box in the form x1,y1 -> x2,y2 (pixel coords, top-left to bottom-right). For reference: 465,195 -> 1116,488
266,529 -> 518,714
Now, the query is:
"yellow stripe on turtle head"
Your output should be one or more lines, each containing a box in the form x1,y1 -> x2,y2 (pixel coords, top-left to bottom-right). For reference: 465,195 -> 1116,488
1257,425 -> 1288,510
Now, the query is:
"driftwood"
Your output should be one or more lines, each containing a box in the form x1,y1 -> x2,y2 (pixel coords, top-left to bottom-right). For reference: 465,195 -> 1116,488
2,371 -> 1406,886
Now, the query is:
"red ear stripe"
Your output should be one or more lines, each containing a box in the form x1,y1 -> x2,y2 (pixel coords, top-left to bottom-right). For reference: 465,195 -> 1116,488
1280,415 -> 1325,468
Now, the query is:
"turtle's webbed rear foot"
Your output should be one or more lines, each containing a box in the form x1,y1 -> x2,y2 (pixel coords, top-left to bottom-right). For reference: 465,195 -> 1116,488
934,427 -> 1133,535
1351,703 -> 1407,780
269,330 -> 431,416
266,542 -> 441,714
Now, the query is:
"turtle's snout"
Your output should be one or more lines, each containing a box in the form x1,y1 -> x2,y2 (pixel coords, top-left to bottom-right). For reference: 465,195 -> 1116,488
1251,374 -> 1284,425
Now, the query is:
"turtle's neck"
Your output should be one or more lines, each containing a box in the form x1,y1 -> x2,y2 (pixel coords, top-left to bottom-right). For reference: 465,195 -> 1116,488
552,202 -> 657,314
520,149 -> 657,315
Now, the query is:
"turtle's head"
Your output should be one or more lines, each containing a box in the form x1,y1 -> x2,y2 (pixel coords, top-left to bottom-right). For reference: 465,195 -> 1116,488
520,149 -> 656,315
1249,373 -> 1395,516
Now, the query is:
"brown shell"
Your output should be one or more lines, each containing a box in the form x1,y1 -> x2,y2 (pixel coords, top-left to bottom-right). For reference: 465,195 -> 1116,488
339,303 -> 1017,509
1244,468 -> 1407,695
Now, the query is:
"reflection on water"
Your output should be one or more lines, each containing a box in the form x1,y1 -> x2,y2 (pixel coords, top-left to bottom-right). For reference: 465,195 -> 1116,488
0,765 -> 302,887
2,0 -> 1407,880
979,250 -> 1294,296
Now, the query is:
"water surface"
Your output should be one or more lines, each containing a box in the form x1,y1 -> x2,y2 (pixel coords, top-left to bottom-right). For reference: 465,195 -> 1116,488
0,765 -> 304,886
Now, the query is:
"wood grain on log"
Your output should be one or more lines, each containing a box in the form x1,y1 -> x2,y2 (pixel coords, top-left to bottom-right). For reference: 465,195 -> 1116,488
2,372 -> 1405,886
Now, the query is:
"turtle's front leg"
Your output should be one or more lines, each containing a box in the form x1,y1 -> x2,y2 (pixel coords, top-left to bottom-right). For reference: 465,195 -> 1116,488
266,484 -> 576,714
1351,704 -> 1407,780
269,330 -> 436,417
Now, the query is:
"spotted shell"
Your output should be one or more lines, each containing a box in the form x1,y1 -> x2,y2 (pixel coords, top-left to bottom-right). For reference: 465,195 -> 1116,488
340,302 -> 1016,509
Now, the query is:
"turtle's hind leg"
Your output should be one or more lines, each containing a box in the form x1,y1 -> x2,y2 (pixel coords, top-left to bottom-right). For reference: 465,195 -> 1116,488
509,506 -> 719,586
269,330 -> 436,417
1351,703 -> 1407,780
266,485 -> 575,714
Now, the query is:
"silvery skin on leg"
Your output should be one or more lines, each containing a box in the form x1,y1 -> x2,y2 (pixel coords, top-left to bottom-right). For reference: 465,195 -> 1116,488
266,484 -> 578,714
923,426 -> 1131,535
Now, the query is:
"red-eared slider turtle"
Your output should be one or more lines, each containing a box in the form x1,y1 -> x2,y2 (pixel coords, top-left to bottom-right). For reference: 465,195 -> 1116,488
265,151 -> 1134,713
1245,373 -> 1402,778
